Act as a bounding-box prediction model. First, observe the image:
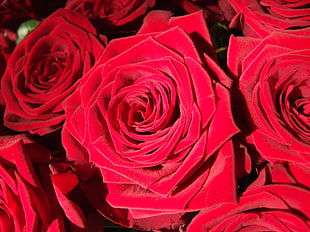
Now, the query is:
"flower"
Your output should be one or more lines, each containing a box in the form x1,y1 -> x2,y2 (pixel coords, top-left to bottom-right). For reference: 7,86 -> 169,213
228,31 -> 310,167
62,11 -> 239,231
187,161 -> 310,231
0,1 -> 309,231
1,8 -> 106,135
0,134 -> 66,231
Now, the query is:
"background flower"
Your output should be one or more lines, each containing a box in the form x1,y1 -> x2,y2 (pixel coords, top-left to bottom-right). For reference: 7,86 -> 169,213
228,31 -> 310,167
0,133 -> 103,231
0,134 -> 67,231
49,161 -> 107,232
1,8 -> 106,135
187,161 -> 310,231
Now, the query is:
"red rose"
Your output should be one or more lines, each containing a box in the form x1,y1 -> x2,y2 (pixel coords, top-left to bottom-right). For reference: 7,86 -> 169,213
0,134 -> 95,231
63,11 -> 239,231
65,0 -> 155,33
227,31 -> 310,167
219,0 -> 310,37
187,161 -> 310,231
1,9 -> 106,135
0,134 -> 68,231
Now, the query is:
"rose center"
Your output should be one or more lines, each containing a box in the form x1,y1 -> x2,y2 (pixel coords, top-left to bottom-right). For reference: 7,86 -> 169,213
28,56 -> 65,92
109,76 -> 179,139
127,94 -> 157,129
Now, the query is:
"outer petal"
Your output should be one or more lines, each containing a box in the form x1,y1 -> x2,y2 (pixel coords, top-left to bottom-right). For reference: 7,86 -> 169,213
188,162 -> 310,231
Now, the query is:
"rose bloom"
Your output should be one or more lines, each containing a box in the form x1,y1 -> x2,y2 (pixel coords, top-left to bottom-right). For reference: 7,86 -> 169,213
0,134 -> 89,231
219,0 -> 310,37
187,161 -> 310,231
227,31 -> 310,167
63,11 -> 239,231
1,8 -> 106,135
65,0 -> 155,33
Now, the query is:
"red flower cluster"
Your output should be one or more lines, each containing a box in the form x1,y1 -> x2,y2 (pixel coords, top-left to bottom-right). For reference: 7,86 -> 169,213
0,0 -> 309,231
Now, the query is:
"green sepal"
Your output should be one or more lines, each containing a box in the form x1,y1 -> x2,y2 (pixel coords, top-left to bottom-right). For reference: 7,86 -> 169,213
16,19 -> 40,44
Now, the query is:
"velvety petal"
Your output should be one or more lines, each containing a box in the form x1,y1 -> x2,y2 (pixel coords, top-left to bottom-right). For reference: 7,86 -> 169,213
51,173 -> 87,228
287,161 -> 310,189
138,10 -> 216,61
227,35 -> 262,78
137,10 -> 174,34
206,83 -> 240,155
61,129 -> 97,181
252,131 -> 310,166
188,163 -> 310,231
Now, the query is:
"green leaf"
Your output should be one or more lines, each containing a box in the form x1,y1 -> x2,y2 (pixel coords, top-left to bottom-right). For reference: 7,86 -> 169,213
209,22 -> 231,71
16,19 -> 40,44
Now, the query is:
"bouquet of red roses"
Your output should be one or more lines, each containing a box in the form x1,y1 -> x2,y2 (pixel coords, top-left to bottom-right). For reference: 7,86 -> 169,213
0,0 -> 309,231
